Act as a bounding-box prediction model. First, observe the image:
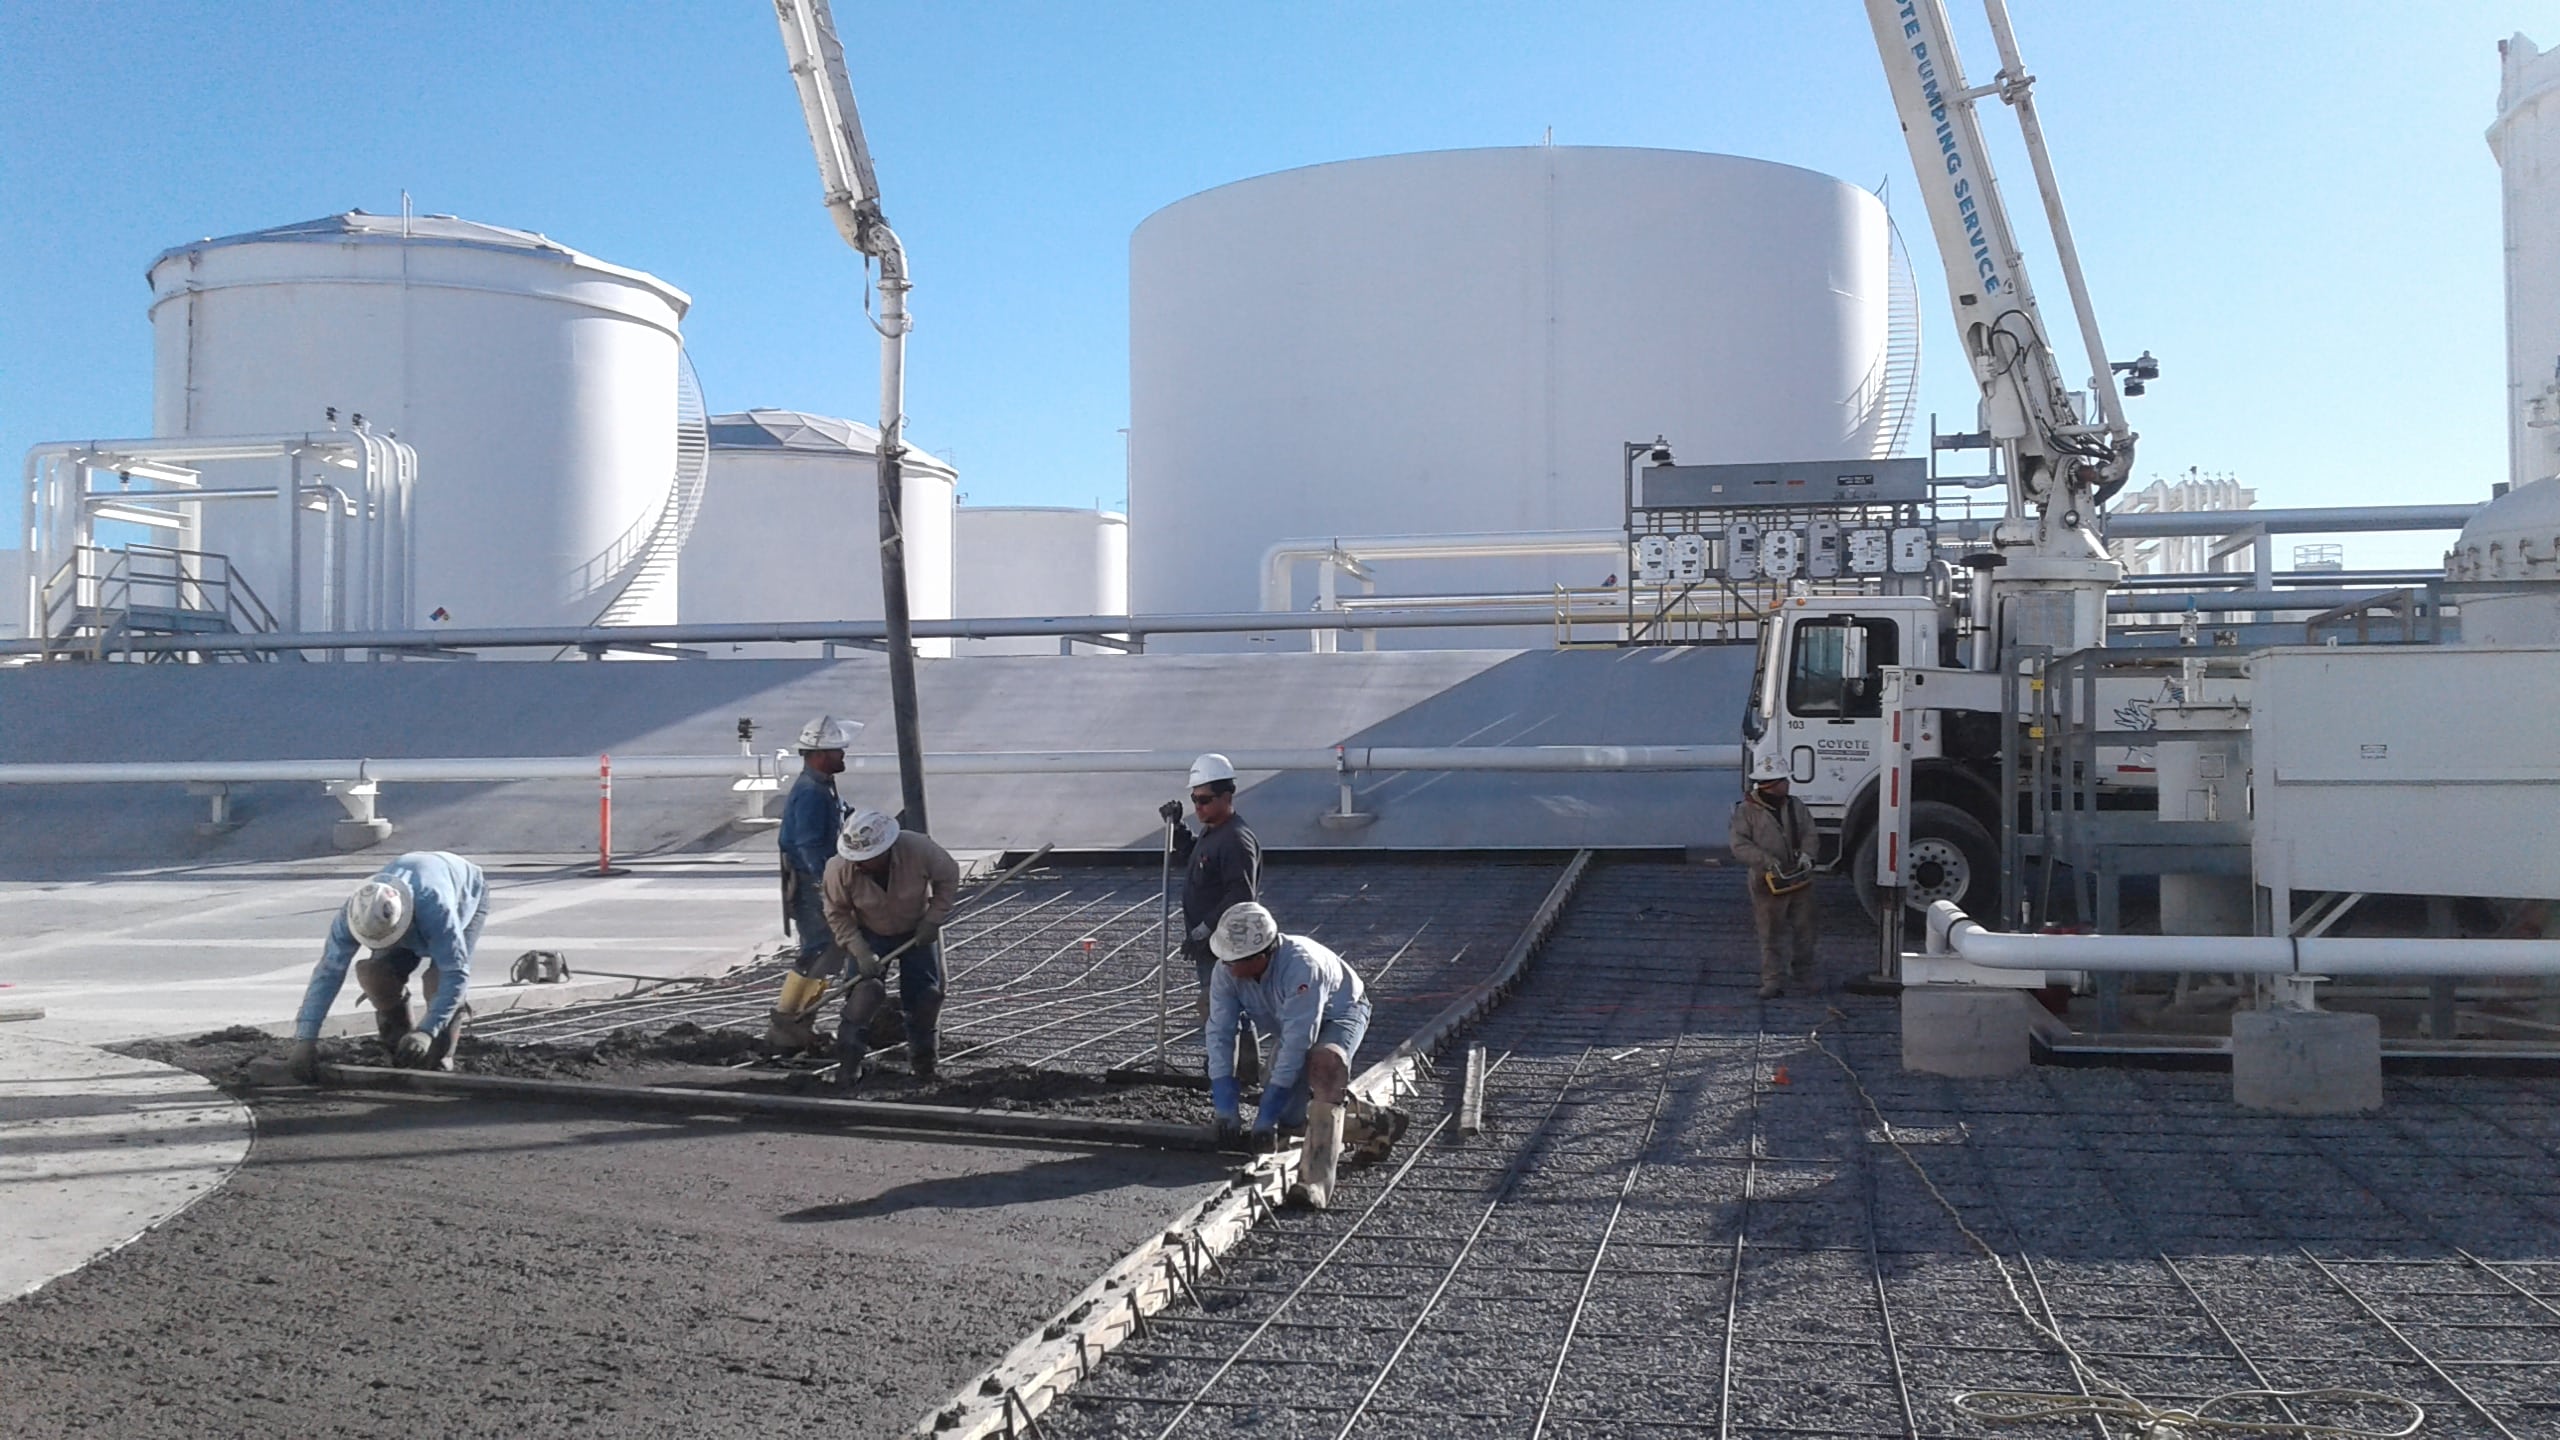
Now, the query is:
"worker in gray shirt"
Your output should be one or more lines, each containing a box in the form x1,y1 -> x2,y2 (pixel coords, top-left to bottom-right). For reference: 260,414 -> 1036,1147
1165,753 -> 1263,1083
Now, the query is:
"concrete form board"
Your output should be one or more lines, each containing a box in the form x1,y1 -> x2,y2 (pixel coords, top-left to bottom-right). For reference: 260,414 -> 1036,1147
0,646 -> 1749,863
2250,646 -> 2560,900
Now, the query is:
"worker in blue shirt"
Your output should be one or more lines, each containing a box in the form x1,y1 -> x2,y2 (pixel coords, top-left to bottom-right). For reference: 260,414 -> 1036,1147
286,851 -> 489,1080
769,715 -> 857,1052
1203,902 -> 1409,1209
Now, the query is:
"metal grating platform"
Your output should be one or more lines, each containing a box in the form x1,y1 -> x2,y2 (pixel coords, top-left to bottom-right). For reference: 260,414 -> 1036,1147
1033,861 -> 2560,1440
475,857 -> 1566,1076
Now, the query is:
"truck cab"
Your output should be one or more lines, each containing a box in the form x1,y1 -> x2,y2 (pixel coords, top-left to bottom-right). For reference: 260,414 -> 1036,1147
1744,594 -> 2005,919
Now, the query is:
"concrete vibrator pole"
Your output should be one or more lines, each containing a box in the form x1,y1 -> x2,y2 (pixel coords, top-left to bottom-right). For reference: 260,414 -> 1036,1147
774,0 -> 930,829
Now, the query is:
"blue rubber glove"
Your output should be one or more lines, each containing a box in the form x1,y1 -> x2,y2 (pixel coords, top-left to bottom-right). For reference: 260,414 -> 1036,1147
1253,1089 -> 1290,1135
1210,1077 -> 1241,1119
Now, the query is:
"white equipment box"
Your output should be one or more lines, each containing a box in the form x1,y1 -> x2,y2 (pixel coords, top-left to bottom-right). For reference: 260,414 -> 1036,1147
2251,646 -> 2560,901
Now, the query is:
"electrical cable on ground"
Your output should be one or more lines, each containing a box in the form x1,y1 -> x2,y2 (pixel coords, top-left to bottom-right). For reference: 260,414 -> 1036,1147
1806,1024 -> 2425,1440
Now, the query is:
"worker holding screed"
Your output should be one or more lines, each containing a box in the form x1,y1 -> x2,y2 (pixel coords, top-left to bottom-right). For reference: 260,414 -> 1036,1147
285,850 -> 489,1080
767,715 -> 857,1054
1202,901 -> 1408,1210
1730,755 -> 1820,998
1166,753 -> 1262,1084
824,808 -> 961,1088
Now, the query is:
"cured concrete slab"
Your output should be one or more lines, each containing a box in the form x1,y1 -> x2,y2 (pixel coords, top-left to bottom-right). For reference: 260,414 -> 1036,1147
0,1089 -> 1227,1439
0,854 -> 777,1045
0,646 -> 1748,863
0,1032 -> 251,1302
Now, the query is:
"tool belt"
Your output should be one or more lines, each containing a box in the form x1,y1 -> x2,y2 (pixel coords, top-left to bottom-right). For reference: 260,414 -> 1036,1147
1762,865 -> 1813,897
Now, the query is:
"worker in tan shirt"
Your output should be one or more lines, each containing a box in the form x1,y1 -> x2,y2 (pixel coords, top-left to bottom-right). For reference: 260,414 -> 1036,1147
823,808 -> 962,1087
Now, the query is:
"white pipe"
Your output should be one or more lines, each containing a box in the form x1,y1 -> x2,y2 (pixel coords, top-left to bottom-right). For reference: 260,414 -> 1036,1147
0,744 -> 1743,789
1927,900 -> 2560,978
1262,530 -> 1622,613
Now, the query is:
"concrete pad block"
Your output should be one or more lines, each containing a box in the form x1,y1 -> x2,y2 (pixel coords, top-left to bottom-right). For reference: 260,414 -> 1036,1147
2232,1008 -> 2383,1114
331,817 -> 394,850
1902,985 -> 2042,1077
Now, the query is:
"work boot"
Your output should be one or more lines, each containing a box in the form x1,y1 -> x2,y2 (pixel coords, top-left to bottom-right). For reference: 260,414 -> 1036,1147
1758,978 -> 1784,1000
836,977 -> 888,1091
907,999 -> 941,1080
1342,1096 -> 1411,1165
374,997 -> 414,1057
766,1007 -> 821,1054
1289,1098 -> 1346,1210
833,1041 -> 868,1092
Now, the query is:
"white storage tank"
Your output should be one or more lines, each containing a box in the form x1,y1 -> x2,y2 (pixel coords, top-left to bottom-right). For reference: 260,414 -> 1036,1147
679,409 -> 955,656
1129,146 -> 1911,644
953,507 -> 1129,655
147,212 -> 692,630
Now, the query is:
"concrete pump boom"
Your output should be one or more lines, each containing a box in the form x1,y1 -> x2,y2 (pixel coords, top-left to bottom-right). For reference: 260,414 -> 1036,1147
1862,0 -> 2138,630
773,0 -> 928,830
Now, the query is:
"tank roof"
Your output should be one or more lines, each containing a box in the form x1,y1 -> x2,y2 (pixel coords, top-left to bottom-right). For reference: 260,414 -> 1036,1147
148,211 -> 690,312
708,409 -> 956,478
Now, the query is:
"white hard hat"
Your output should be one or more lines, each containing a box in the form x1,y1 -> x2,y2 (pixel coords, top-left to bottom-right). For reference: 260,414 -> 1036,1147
1188,753 -> 1238,788
837,808 -> 900,862
797,715 -> 857,751
1749,753 -> 1789,783
1209,901 -> 1280,963
345,875 -> 415,949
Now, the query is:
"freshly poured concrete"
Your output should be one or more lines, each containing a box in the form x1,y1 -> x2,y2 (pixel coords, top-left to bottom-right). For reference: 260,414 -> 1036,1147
0,1088 -> 1226,1439
0,1031 -> 251,1301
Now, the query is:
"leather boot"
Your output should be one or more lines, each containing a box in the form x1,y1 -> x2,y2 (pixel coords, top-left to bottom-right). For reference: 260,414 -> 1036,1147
907,998 -> 941,1080
374,996 -> 414,1057
835,977 -> 888,1091
1289,1098 -> 1345,1210
1342,1096 -> 1411,1164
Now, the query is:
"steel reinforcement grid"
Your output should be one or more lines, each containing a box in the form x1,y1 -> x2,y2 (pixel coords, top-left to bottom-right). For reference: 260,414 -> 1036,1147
1032,860 -> 2560,1440
475,856 -> 1567,1076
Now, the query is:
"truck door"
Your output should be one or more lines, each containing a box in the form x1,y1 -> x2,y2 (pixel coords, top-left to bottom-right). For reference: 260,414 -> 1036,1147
1781,615 -> 1900,812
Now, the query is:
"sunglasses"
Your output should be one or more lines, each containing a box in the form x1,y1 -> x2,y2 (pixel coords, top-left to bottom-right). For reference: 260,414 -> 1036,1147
1190,791 -> 1224,806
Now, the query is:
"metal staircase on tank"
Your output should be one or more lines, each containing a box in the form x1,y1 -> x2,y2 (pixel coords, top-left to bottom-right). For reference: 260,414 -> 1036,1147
581,351 -> 711,629
38,545 -> 291,662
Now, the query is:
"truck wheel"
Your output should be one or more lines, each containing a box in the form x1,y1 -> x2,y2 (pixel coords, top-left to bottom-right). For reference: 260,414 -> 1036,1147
1852,801 -> 1999,921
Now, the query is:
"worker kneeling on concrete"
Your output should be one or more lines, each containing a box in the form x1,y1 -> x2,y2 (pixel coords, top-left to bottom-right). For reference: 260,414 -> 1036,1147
1204,901 -> 1409,1209
287,851 -> 489,1081
769,715 -> 857,1053
824,808 -> 960,1087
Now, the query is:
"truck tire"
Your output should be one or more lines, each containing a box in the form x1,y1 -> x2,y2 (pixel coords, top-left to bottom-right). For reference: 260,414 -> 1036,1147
1850,800 -> 1999,922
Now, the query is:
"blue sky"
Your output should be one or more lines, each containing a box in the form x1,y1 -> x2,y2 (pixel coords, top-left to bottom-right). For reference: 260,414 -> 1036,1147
6,1 -> 2554,570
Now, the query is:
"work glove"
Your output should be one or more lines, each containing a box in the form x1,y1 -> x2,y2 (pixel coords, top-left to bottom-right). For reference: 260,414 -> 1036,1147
1254,1091 -> 1290,1137
393,1031 -> 433,1068
850,942 -> 885,982
1188,921 -> 1212,943
287,1039 -> 320,1084
1158,799 -> 1184,825
912,920 -> 943,947
1210,1077 -> 1241,1119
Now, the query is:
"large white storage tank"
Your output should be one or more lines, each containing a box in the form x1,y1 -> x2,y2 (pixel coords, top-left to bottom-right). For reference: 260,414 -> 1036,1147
679,409 -> 955,656
953,507 -> 1129,655
1129,146 -> 1911,644
147,212 -> 692,631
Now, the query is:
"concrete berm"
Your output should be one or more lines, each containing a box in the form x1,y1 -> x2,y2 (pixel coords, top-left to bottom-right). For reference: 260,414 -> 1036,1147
1901,984 -> 2051,1077
2231,1006 -> 2384,1114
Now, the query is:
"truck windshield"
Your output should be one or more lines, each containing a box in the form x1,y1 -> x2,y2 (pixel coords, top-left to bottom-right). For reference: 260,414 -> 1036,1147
1787,618 -> 1899,718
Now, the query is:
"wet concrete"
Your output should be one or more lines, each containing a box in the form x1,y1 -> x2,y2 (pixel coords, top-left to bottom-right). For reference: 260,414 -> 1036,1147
124,1024 -> 1208,1128
0,1085 -> 1227,1439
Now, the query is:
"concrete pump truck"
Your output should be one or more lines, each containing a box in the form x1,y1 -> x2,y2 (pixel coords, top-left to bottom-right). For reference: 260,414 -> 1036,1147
1739,0 -> 2161,926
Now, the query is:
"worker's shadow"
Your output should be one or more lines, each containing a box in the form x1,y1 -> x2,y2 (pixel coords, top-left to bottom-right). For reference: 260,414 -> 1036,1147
780,1150 -> 1214,1223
